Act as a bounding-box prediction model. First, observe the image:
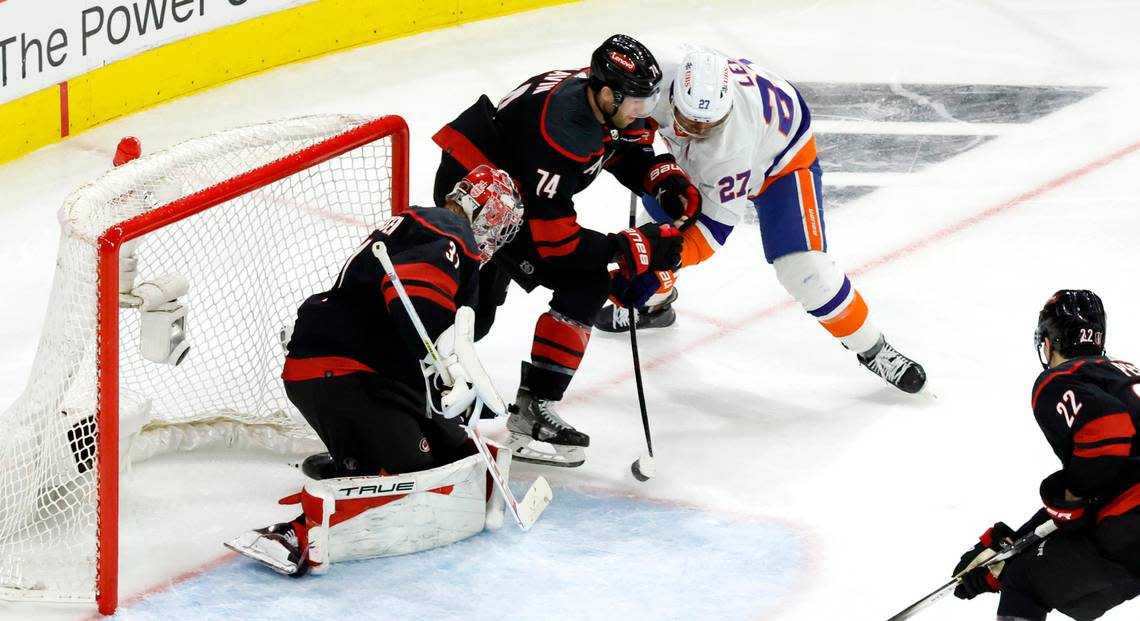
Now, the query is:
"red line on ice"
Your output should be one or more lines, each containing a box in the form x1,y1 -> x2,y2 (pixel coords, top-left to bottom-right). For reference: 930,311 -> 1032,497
88,552 -> 239,619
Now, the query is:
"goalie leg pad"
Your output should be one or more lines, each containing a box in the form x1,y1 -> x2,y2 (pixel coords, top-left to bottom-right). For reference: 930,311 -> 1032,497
311,451 -> 495,566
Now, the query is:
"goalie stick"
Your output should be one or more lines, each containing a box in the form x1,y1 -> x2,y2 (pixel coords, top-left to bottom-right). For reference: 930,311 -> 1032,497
885,520 -> 1058,621
372,241 -> 552,531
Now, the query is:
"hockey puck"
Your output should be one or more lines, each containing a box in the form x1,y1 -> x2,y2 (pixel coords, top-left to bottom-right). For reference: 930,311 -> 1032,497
630,455 -> 655,482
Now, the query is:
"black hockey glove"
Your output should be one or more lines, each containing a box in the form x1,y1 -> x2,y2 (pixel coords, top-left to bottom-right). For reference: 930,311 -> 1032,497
1040,469 -> 1095,533
643,154 -> 702,231
608,223 -> 683,278
952,521 -> 1014,600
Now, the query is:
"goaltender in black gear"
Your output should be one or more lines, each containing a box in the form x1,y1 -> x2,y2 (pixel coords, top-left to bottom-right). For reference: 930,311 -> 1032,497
952,290 -> 1140,620
225,166 -> 524,577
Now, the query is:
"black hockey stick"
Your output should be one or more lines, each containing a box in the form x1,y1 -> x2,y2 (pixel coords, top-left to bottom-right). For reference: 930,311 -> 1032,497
885,520 -> 1057,620
627,192 -> 656,482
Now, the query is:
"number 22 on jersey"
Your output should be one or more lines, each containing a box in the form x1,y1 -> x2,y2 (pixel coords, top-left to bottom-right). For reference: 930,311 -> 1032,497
1056,389 -> 1083,427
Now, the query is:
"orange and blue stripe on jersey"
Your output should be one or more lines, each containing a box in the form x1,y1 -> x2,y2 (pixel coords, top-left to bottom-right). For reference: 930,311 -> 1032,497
760,86 -> 816,183
742,85 -> 823,263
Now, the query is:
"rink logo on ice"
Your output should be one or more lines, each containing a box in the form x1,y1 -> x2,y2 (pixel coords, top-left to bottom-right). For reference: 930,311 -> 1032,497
737,82 -> 1101,218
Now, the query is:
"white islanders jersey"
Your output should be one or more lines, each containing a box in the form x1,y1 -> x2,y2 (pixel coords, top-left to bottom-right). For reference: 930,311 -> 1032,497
651,53 -> 817,262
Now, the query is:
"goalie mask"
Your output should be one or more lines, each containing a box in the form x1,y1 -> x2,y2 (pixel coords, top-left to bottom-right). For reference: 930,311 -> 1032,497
447,165 -> 524,263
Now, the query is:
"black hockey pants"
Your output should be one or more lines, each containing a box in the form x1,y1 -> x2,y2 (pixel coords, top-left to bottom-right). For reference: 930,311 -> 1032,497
997,528 -> 1140,620
284,372 -> 467,476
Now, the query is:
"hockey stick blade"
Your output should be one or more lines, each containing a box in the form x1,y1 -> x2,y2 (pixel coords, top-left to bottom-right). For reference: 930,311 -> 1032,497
466,407 -> 552,531
517,475 -> 553,530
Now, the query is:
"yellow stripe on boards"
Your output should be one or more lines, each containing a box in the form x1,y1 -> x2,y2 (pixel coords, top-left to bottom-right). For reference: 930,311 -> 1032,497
0,0 -> 574,165
0,86 -> 62,164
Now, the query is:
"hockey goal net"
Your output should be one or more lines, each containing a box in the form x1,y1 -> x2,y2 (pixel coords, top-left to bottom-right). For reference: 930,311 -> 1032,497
0,114 -> 408,614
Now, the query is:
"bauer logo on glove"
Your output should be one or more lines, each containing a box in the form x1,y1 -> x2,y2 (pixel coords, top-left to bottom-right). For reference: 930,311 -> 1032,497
643,153 -> 702,230
609,222 -> 683,279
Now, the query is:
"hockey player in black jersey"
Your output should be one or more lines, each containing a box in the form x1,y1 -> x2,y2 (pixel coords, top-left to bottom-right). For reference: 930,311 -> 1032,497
432,34 -> 695,467
951,290 -> 1140,620
225,166 -> 524,576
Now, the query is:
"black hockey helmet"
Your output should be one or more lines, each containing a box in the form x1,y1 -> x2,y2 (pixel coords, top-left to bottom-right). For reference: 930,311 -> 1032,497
589,34 -> 662,104
1034,289 -> 1106,367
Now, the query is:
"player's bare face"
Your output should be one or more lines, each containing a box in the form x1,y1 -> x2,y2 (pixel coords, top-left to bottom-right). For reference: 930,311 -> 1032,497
673,107 -> 727,139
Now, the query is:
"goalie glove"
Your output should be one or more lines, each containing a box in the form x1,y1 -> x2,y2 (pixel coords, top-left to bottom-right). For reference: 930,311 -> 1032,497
428,306 -> 507,419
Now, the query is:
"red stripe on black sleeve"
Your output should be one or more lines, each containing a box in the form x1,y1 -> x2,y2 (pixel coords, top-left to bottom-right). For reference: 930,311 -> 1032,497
394,262 -> 459,298
1075,412 -> 1136,445
382,278 -> 457,314
1074,443 -> 1132,459
432,125 -> 495,172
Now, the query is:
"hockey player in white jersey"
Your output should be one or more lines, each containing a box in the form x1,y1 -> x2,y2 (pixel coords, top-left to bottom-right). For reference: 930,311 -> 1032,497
596,49 -> 926,393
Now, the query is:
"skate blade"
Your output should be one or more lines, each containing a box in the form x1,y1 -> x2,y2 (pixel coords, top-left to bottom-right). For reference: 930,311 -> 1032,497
508,433 -> 585,468
224,535 -> 300,576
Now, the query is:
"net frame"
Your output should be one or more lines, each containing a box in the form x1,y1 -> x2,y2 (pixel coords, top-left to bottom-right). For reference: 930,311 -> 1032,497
3,115 -> 408,615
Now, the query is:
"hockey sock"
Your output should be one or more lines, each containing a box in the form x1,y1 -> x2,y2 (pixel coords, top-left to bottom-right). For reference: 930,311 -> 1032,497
528,311 -> 591,400
774,251 -> 881,354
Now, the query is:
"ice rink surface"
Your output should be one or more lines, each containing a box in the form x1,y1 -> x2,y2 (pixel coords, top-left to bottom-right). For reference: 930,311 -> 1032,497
2,0 -> 1140,619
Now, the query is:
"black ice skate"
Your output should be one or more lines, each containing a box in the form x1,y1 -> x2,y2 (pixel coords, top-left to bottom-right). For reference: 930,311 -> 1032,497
857,336 -> 927,394
507,385 -> 589,468
224,521 -> 309,577
594,289 -> 678,333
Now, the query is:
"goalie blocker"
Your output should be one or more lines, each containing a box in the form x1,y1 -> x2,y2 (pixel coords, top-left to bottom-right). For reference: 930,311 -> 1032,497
226,440 -> 512,576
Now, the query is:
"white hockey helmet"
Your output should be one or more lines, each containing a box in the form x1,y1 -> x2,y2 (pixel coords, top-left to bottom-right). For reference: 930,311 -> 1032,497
671,50 -> 733,131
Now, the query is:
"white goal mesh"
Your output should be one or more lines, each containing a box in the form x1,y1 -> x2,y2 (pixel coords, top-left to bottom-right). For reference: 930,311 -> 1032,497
0,114 -> 407,610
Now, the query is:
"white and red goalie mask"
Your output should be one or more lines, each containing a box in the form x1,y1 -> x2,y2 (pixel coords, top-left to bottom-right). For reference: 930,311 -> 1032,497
448,165 -> 524,264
